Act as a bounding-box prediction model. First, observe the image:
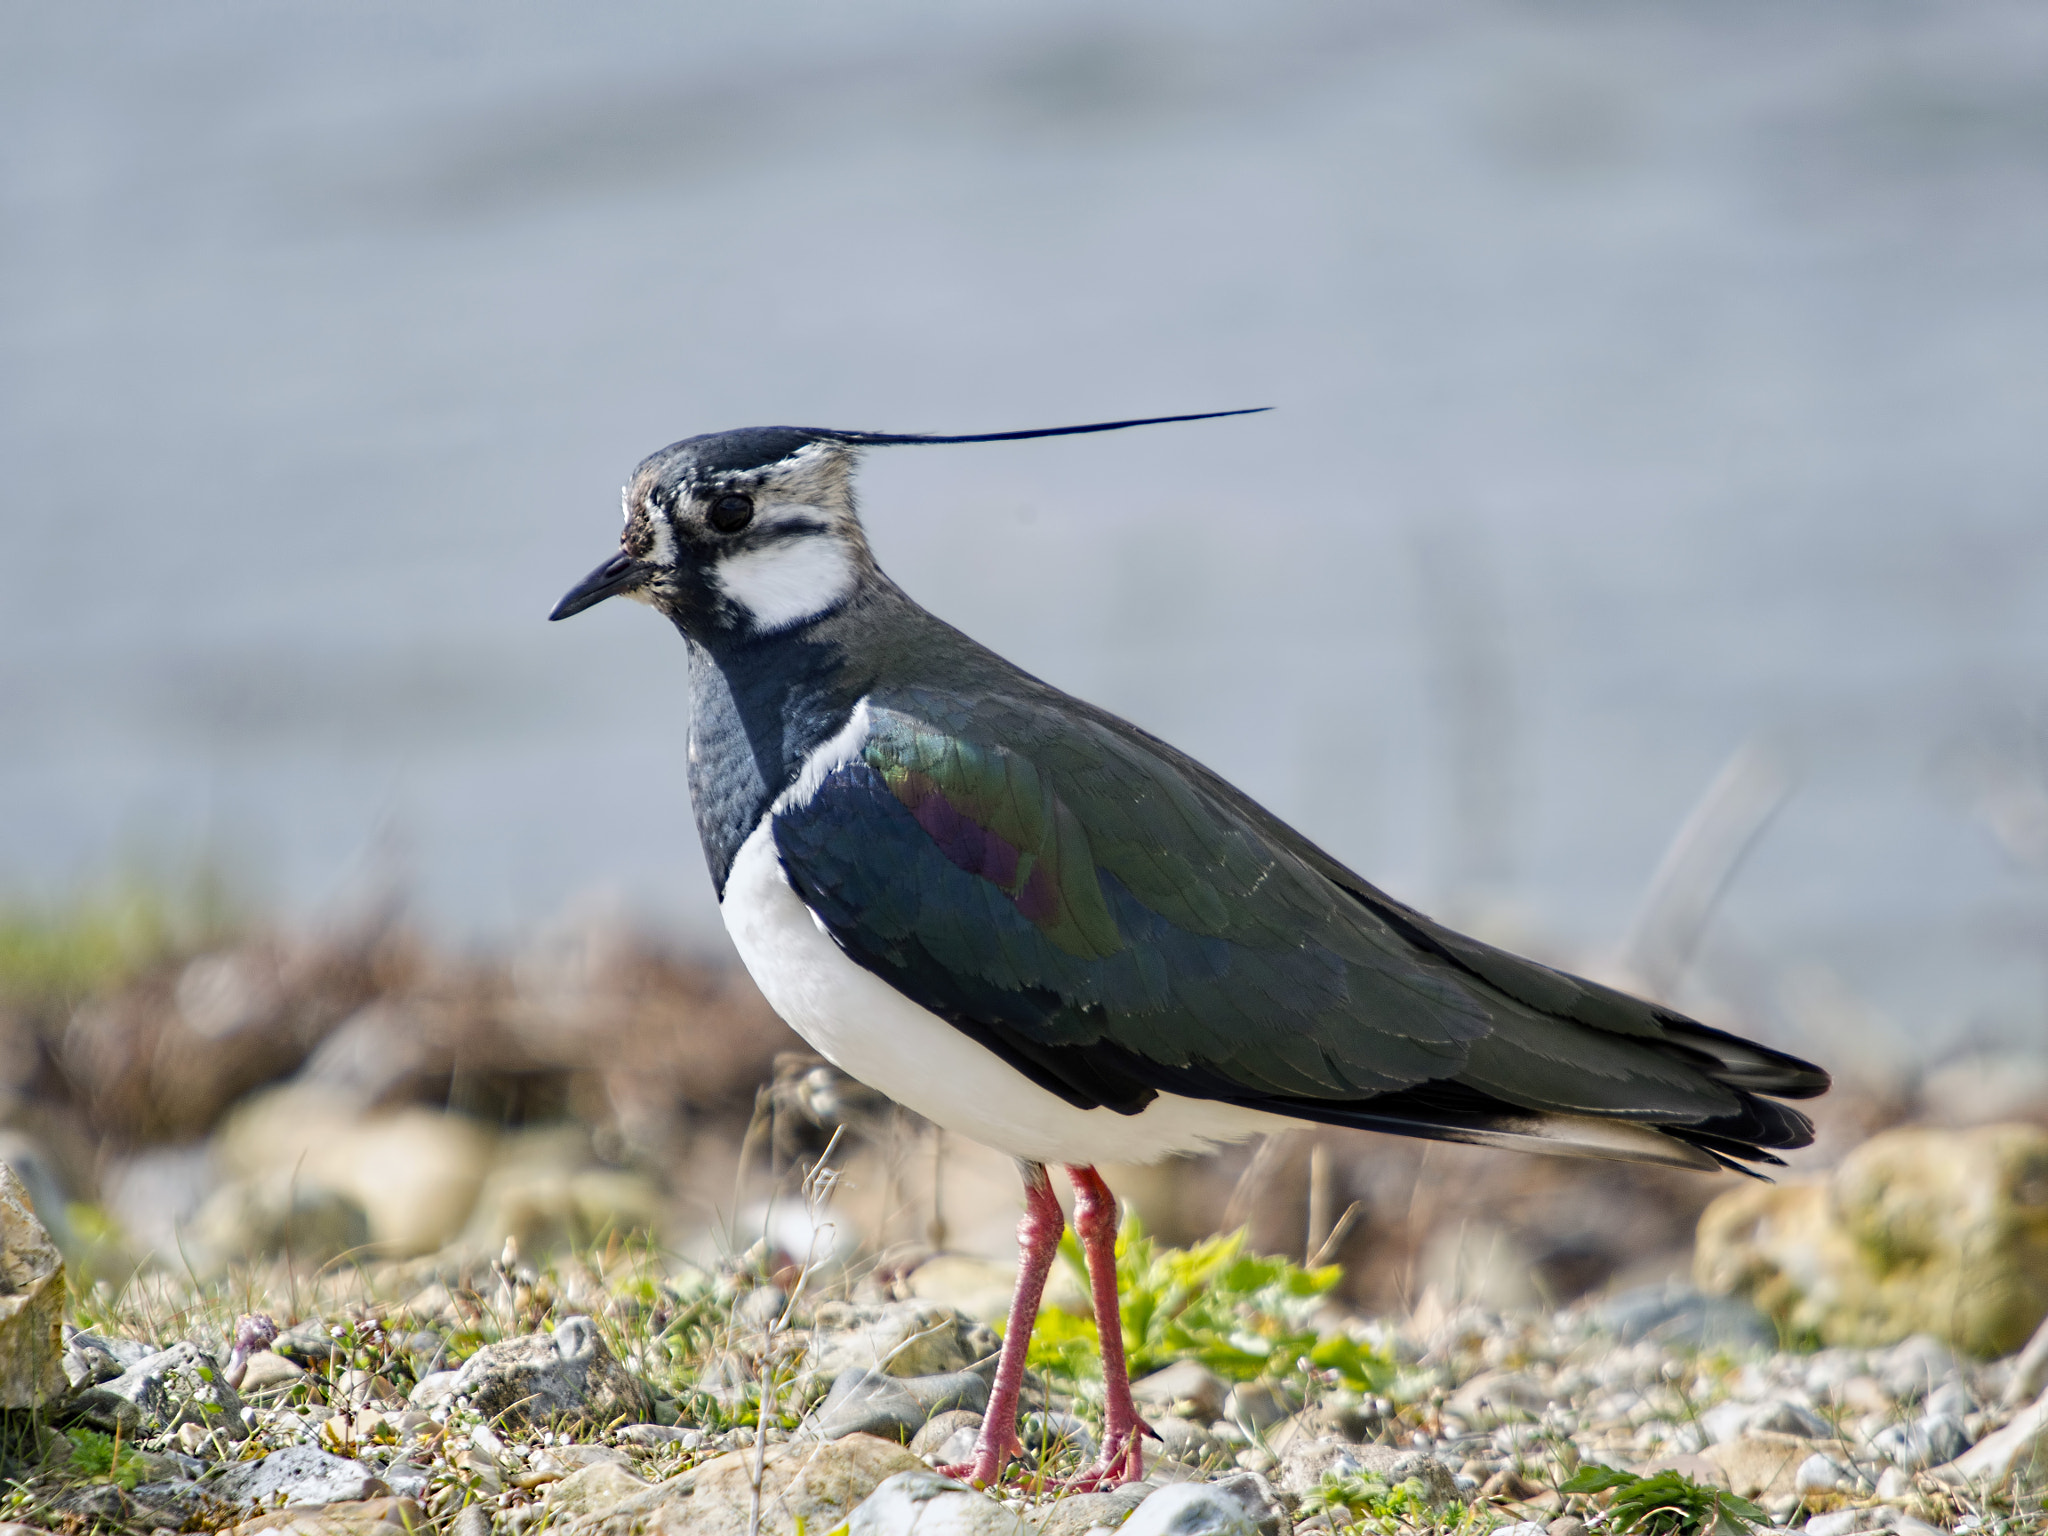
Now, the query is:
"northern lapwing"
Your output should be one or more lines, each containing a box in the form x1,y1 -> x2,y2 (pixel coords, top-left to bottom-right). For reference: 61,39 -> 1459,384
549,412 -> 1829,1486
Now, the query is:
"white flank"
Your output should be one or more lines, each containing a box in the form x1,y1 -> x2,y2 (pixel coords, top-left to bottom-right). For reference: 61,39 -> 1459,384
774,699 -> 872,814
720,822 -> 1294,1166
715,532 -> 856,632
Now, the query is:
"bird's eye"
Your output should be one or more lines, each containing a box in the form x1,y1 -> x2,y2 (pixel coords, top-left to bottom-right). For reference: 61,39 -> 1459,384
708,493 -> 755,533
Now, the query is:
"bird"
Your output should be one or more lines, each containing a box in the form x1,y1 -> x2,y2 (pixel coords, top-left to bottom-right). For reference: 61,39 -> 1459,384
548,411 -> 1829,1488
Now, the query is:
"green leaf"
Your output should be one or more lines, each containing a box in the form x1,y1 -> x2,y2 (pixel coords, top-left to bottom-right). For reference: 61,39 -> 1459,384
1023,1219 -> 1394,1395
1560,1464 -> 1638,1494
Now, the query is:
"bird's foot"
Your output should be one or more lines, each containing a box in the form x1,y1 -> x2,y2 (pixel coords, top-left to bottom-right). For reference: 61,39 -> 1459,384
1074,1423 -> 1150,1490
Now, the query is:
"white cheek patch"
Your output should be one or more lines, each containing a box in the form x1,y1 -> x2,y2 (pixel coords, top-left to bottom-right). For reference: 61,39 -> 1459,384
716,536 -> 857,632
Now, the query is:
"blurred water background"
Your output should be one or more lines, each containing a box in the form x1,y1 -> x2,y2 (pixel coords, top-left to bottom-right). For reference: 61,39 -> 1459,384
6,1 -> 2048,1074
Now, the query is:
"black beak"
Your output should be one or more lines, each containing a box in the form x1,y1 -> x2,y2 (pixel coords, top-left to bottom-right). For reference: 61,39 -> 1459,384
550,553 -> 649,621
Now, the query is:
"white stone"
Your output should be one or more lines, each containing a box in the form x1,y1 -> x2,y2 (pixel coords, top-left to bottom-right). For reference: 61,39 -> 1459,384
1120,1484 -> 1255,1536
846,1471 -> 1034,1536
1930,1391 -> 2048,1487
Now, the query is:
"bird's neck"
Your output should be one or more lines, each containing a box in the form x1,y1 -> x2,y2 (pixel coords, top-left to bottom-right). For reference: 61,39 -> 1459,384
679,611 -> 869,898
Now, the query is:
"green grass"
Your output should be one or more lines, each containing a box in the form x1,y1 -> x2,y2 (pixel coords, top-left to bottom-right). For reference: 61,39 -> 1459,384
0,870 -> 235,1010
1023,1219 -> 1396,1393
1560,1463 -> 1768,1536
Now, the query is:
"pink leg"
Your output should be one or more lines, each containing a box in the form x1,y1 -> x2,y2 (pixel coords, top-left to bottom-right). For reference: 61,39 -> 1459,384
1067,1165 -> 1147,1485
966,1162 -> 1065,1487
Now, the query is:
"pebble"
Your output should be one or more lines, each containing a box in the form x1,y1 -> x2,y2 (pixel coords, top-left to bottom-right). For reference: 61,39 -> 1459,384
26,1274 -> 2047,1536
909,1409 -> 983,1463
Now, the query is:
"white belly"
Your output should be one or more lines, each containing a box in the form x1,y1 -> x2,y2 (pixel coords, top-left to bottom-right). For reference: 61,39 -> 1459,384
720,821 -> 1293,1167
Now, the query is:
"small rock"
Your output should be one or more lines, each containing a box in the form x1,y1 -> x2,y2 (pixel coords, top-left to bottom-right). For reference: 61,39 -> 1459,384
1929,1388 -> 2048,1485
407,1369 -> 460,1411
1035,1486 -> 1149,1536
239,1351 -> 308,1393
1275,1440 -> 1459,1505
661,1433 -> 926,1536
1873,1416 -> 1970,1470
618,1423 -> 704,1448
450,1506 -> 492,1536
1225,1381 -> 1299,1434
1207,1472 -> 1287,1536
544,1461 -> 651,1519
1023,1411 -> 1096,1467
1892,1519 -> 1948,1536
231,1498 -> 424,1536
1547,1520 -> 1587,1536
1804,1511 -> 1869,1536
811,1365 -> 992,1442
333,1368 -> 401,1407
1446,1371 -> 1548,1426
447,1314 -> 647,1427
1701,1437 -> 1814,1501
128,1479 -> 213,1528
1881,1336 -> 1962,1404
1918,1415 -> 1971,1467
846,1469 -> 1033,1536
910,1409 -> 984,1463
70,1340 -> 249,1440
1131,1361 -> 1229,1423
1636,1453 -> 1728,1489
0,1161 -> 66,1407
1586,1284 -> 1775,1351
1151,1418 -> 1227,1467
1747,1401 -> 1833,1439
274,1320 -> 339,1364
1698,1401 -> 1755,1446
1481,1469 -> 1542,1501
1496,1524 -> 1547,1536
1121,1483 -> 1255,1536
1794,1452 -> 1855,1496
807,1302 -> 993,1380
216,1445 -> 393,1510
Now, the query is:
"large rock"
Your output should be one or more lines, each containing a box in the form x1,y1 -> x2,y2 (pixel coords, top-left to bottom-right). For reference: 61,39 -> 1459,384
1701,1435 -> 1825,1501
214,1088 -> 496,1256
576,1434 -> 923,1536
69,1341 -> 249,1440
447,1315 -> 648,1428
809,1365 -> 992,1442
0,1163 -> 65,1407
846,1470 -> 1033,1536
1036,1486 -> 1152,1536
216,1446 -> 392,1509
1930,1393 -> 2048,1489
1121,1483 -> 1255,1536
1696,1122 -> 2048,1356
806,1302 -> 996,1381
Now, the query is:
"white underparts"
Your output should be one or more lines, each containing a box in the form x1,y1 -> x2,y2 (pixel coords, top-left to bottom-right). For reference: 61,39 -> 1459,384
715,530 -> 856,633
719,821 -> 1295,1166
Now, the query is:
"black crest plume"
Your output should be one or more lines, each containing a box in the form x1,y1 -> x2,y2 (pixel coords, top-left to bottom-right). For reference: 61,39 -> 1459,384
809,408 -> 1268,446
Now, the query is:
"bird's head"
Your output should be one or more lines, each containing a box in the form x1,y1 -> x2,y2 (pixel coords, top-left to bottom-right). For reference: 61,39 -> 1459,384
549,410 -> 1268,639
550,427 -> 872,639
